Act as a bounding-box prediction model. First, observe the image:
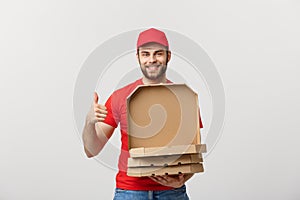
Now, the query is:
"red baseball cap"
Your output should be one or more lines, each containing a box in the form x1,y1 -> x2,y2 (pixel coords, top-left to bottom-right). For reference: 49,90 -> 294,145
137,28 -> 169,49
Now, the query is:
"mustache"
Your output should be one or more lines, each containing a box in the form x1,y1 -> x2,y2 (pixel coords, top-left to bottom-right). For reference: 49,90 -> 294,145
145,64 -> 165,68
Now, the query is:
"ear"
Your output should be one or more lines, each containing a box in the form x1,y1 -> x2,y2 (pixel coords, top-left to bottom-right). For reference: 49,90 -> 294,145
167,50 -> 171,63
136,52 -> 141,65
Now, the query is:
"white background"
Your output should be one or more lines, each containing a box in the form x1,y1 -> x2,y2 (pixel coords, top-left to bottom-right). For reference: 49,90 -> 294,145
1,0 -> 300,199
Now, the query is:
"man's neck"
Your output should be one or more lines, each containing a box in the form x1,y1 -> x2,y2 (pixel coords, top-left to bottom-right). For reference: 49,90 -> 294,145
142,76 -> 167,85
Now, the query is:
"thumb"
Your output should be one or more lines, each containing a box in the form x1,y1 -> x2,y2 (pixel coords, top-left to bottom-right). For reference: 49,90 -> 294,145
94,92 -> 99,104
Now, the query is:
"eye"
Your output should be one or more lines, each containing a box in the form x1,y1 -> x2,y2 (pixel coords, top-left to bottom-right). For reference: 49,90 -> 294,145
156,51 -> 164,56
141,52 -> 149,57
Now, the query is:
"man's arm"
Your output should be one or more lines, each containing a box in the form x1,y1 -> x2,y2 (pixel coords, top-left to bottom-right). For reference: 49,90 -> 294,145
82,92 -> 115,158
82,121 -> 114,158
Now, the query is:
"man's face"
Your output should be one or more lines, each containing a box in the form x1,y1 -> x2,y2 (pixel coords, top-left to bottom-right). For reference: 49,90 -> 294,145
137,42 -> 171,81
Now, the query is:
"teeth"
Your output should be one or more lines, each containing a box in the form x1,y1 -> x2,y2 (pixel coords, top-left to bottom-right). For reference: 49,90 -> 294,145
147,66 -> 158,71
147,65 -> 158,69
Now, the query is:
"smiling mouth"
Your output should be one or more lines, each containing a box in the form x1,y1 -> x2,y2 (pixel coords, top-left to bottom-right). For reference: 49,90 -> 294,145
146,65 -> 160,71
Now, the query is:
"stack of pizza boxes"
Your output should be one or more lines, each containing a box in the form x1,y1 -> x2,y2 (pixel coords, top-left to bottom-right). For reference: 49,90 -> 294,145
126,84 -> 206,177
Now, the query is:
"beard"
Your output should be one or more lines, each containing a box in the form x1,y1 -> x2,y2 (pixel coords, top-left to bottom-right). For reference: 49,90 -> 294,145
140,64 -> 167,80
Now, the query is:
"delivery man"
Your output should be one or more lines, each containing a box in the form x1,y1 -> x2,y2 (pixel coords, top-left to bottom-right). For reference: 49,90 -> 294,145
82,28 -> 203,199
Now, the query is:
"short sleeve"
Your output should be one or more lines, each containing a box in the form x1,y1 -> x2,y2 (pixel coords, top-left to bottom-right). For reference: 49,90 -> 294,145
103,94 -> 119,128
199,116 -> 203,128
198,109 -> 203,128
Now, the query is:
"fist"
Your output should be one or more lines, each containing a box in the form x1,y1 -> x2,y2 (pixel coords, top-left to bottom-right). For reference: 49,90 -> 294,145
86,92 -> 108,124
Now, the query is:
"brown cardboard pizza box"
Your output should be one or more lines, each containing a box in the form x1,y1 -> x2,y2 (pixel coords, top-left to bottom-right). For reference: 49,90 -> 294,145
127,84 -> 202,152
126,84 -> 206,177
129,144 -> 207,158
127,153 -> 203,167
127,163 -> 204,177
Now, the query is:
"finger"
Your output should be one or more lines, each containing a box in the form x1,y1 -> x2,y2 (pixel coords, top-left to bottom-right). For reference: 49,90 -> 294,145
149,176 -> 163,183
95,113 -> 107,118
162,175 -> 169,179
94,108 -> 108,114
95,115 -> 106,122
99,104 -> 107,110
96,117 -> 106,122
148,176 -> 158,182
94,92 -> 99,104
148,176 -> 164,185
178,173 -> 184,182
94,104 -> 107,111
163,174 -> 175,181
155,175 -> 168,183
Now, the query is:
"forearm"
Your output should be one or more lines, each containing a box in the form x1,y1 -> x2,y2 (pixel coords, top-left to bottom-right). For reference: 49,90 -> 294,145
82,119 -> 115,158
82,120 -> 101,158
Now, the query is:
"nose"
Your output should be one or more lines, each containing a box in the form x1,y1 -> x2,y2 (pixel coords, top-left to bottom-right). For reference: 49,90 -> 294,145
148,54 -> 157,63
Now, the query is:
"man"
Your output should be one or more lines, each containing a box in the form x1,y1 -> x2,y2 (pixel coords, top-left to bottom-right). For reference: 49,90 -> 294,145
82,28 -> 203,199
